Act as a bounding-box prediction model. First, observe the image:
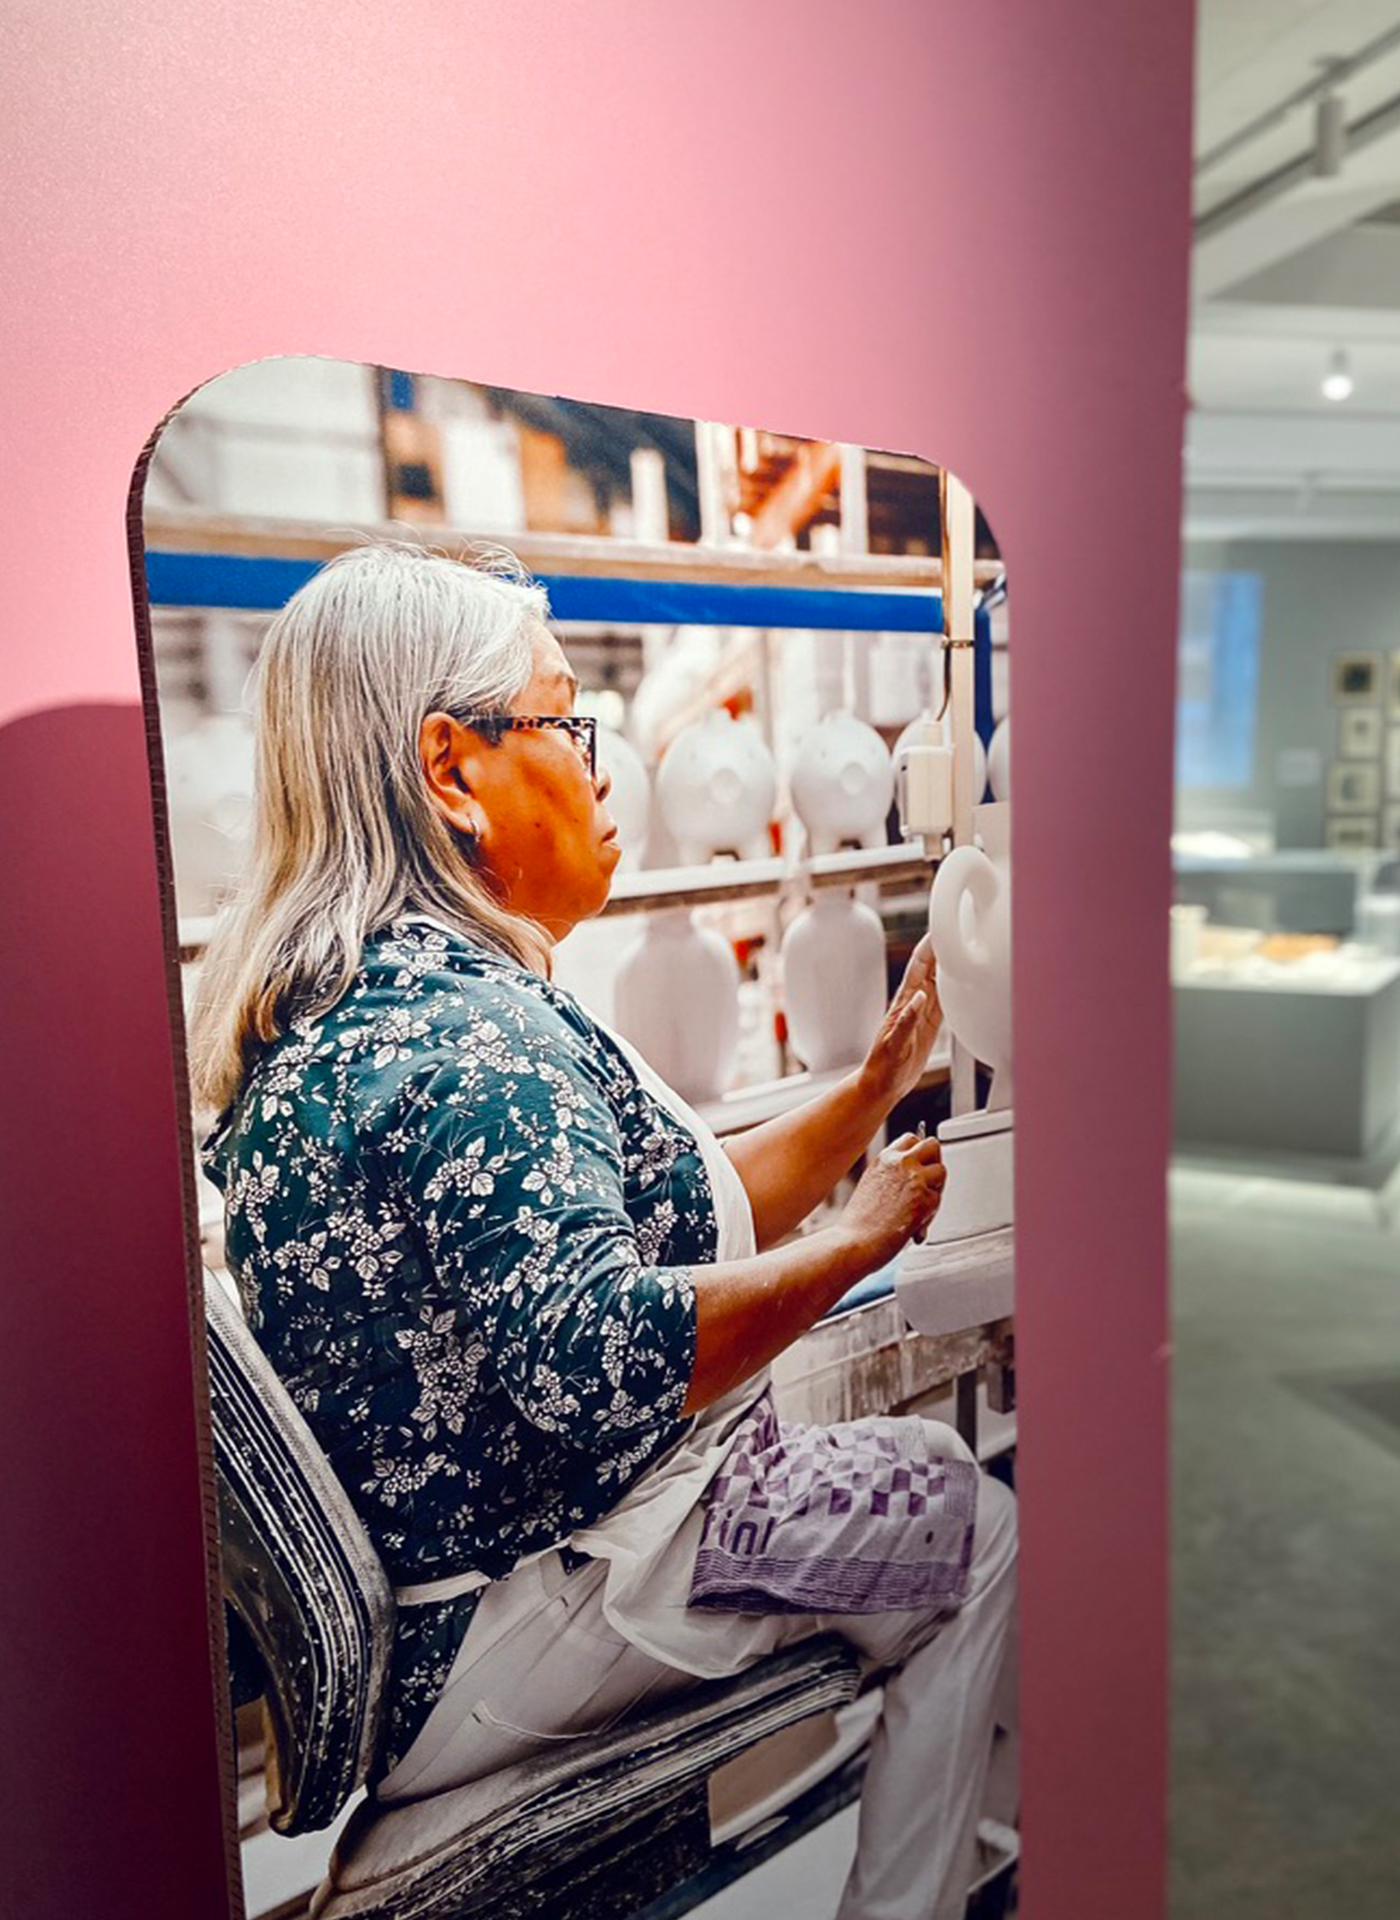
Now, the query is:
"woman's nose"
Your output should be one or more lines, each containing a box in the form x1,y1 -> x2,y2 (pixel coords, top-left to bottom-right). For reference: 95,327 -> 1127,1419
596,765 -> 613,801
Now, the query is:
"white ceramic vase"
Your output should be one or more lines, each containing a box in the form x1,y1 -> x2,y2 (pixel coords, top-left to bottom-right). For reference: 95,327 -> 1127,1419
629,628 -> 723,762
551,916 -> 640,1030
782,889 -> 887,1072
165,714 -> 257,918
868,634 -> 929,728
789,711 -> 894,856
928,801 -> 1012,1102
613,908 -> 739,1102
656,710 -> 777,862
987,718 -> 1010,802
595,725 -> 651,871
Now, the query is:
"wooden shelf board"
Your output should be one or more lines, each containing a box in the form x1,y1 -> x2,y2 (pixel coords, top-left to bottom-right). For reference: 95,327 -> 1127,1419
602,845 -> 938,919
602,858 -> 788,918
179,846 -> 940,955
144,508 -> 1002,592
697,1054 -> 951,1136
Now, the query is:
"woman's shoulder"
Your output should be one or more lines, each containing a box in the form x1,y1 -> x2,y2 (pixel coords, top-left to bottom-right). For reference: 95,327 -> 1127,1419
351,917 -> 639,1105
358,918 -> 597,1046
204,918 -> 635,1176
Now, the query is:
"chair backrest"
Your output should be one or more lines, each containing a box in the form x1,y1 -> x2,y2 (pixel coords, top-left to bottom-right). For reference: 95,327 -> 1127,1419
206,1271 -> 395,1835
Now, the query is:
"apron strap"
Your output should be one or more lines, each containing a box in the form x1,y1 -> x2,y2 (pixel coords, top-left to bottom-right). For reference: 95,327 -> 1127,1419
394,1538 -> 588,1607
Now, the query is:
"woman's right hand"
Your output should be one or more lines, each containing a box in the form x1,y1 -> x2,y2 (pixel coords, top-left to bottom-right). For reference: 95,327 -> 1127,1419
836,1130 -> 947,1272
686,1128 -> 948,1415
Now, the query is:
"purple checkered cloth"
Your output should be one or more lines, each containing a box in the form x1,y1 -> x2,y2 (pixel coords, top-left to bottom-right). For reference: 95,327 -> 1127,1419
688,1389 -> 980,1616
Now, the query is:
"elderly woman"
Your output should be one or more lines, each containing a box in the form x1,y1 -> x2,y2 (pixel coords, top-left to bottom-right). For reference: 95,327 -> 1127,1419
194,543 -> 1015,1920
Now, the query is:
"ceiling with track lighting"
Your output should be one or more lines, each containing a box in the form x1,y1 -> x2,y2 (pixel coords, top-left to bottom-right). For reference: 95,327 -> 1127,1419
1188,0 -> 1400,540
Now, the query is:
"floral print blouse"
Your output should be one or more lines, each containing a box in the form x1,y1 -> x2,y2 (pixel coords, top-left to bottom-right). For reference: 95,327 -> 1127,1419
203,917 -> 715,1778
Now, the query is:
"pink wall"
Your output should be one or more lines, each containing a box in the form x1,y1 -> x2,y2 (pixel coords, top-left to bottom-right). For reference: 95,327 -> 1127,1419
0,4 -> 1191,1915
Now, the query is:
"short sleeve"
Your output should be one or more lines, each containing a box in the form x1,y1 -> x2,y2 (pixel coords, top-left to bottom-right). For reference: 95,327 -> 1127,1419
374,989 -> 698,1449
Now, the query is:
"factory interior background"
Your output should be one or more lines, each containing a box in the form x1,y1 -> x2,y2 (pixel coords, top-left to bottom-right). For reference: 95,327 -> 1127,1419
140,361 -> 1020,1919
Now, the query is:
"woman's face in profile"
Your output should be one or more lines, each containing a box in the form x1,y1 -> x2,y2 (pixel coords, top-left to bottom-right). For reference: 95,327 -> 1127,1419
422,622 -> 621,940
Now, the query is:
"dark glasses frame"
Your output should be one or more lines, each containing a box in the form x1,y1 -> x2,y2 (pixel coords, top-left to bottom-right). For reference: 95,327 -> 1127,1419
455,711 -> 598,781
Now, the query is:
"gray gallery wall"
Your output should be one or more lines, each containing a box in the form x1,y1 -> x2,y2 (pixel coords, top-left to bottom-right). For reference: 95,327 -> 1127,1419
1178,539 -> 1400,849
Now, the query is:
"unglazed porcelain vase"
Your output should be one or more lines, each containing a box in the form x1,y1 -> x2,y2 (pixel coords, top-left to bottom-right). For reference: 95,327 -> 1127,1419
789,711 -> 895,856
595,724 -> 650,871
656,710 -> 777,862
987,717 -> 1010,802
928,801 -> 1012,1102
551,916 -> 638,1030
781,889 -> 887,1072
868,633 -> 929,728
613,908 -> 740,1102
165,714 -> 256,918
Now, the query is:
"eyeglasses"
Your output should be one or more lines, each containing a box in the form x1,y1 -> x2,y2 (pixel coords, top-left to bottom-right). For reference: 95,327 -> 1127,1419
456,712 -> 598,781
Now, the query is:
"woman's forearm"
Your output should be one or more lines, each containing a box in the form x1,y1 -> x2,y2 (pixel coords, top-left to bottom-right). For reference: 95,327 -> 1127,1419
682,1122 -> 947,1414
681,1224 -> 874,1414
723,1065 -> 893,1249
722,939 -> 943,1249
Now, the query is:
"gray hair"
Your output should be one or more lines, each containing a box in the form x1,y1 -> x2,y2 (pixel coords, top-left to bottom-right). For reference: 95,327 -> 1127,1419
189,540 -> 551,1113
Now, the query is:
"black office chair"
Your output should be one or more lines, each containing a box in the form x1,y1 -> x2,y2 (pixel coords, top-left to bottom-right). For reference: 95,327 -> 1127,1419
207,1273 -> 863,1919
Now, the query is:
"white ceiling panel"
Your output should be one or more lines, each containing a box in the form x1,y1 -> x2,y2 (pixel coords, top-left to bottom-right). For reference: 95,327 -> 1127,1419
1190,1 -> 1400,535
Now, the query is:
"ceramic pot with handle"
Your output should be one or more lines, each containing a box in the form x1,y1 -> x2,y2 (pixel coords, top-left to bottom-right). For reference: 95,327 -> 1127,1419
928,803 -> 1012,1098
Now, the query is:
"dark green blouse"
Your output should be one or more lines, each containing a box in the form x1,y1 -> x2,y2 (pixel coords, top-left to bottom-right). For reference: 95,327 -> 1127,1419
204,918 -> 712,1776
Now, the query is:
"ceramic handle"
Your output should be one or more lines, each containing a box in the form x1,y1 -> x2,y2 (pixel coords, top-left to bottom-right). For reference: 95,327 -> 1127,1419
929,844 -> 997,974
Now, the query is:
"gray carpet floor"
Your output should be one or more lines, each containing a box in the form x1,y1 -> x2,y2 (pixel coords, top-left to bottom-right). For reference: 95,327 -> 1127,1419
1170,1165 -> 1400,1918
699,1158 -> 1400,1918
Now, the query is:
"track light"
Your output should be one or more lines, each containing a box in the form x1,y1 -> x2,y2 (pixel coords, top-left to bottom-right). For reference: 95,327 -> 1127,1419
1314,87 -> 1347,176
1322,348 -> 1353,403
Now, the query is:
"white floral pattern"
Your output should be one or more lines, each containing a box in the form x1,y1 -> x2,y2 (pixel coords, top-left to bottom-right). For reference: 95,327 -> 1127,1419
203,918 -> 713,1776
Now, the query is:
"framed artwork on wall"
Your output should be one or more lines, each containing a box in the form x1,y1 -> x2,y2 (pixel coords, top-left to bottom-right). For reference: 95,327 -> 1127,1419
1339,709 -> 1383,758
1332,653 -> 1381,704
1327,816 -> 1380,850
1327,761 -> 1381,812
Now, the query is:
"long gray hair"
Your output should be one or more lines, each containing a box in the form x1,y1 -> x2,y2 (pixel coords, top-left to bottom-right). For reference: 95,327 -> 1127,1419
188,540 -> 551,1114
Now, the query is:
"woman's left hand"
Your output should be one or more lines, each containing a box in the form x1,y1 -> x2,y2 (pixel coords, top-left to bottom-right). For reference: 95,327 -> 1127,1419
860,934 -> 943,1109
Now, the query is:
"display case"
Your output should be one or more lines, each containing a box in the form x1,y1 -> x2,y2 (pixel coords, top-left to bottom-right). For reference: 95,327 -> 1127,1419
1174,941 -> 1400,1174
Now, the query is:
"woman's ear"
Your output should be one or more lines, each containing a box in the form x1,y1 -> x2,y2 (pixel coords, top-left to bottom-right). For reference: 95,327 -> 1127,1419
418,713 -> 486,840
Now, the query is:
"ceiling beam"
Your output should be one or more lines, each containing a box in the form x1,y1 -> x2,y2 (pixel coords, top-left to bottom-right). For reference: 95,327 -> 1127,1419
1183,482 -> 1400,542
1188,407 -> 1400,482
1194,93 -> 1400,301
1218,222 -> 1400,316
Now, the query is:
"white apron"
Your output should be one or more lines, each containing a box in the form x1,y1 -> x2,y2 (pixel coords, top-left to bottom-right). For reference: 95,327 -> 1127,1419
388,1004 -> 777,1680
561,1029 -> 782,1679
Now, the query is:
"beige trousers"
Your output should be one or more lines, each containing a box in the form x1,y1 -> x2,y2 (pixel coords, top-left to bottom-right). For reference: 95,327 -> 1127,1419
377,1449 -> 1018,1920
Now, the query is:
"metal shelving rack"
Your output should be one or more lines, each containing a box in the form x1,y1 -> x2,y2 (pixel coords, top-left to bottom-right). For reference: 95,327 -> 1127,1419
146,430 -> 1014,1920
148,508 -> 994,989
146,457 -> 1001,1429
